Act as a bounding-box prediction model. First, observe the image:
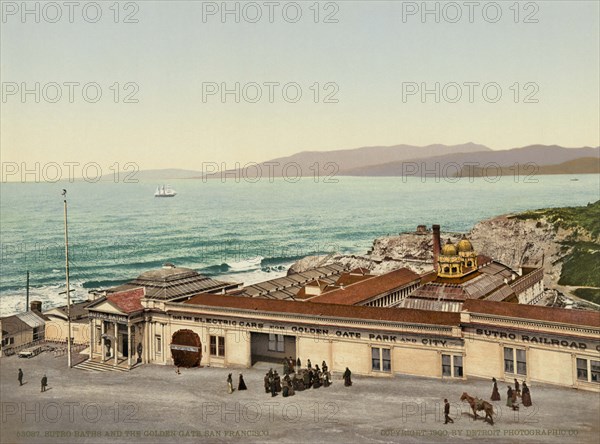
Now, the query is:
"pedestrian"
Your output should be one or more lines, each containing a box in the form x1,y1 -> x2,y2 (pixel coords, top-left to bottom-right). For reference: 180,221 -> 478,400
444,399 -> 454,424
343,367 -> 352,387
270,374 -> 277,397
238,373 -> 247,391
506,386 -> 518,410
274,371 -> 282,392
522,382 -> 532,407
303,369 -> 311,389
283,358 -> 289,376
227,373 -> 234,394
296,357 -> 301,368
307,359 -> 312,369
491,377 -> 500,401
264,373 -> 270,393
288,356 -> 294,373
322,361 -> 328,373
41,374 -> 48,393
18,368 -> 23,386
514,378 -> 520,395
287,378 -> 295,396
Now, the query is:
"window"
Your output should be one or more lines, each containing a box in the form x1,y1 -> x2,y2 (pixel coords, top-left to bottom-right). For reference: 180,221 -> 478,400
371,347 -> 391,372
210,335 -> 225,357
453,355 -> 463,377
504,347 -> 526,376
577,358 -> 600,384
155,335 -> 162,354
268,334 -> 284,352
577,358 -> 588,381
442,354 -> 463,377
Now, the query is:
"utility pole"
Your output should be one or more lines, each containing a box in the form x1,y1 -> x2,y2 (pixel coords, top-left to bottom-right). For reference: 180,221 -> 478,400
62,189 -> 72,368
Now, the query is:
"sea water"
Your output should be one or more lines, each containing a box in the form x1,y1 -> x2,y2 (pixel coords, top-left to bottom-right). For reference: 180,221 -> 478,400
1,174 -> 598,316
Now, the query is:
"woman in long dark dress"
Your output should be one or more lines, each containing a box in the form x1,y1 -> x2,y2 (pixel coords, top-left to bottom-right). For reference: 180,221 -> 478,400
491,377 -> 501,401
238,373 -> 247,391
343,367 -> 352,387
522,382 -> 532,407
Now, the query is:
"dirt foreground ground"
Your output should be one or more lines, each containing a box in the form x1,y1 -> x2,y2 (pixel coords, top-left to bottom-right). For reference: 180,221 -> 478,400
1,353 -> 599,444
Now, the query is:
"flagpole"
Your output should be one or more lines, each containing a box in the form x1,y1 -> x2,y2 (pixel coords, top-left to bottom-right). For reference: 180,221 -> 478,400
63,189 -> 72,368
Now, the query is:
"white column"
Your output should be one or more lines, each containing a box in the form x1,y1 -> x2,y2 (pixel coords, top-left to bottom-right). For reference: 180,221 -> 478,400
162,323 -> 166,364
101,321 -> 106,362
114,322 -> 118,366
89,319 -> 94,359
127,323 -> 132,368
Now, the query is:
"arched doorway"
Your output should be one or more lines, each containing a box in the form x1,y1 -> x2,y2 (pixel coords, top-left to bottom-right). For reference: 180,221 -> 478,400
170,329 -> 202,367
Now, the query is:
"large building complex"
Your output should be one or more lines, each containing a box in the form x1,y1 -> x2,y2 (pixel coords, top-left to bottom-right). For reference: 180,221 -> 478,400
79,226 -> 599,392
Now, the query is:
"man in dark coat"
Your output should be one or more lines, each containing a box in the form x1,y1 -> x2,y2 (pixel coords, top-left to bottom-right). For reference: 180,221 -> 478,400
303,370 -> 311,388
343,367 -> 352,386
270,374 -> 277,397
41,375 -> 48,392
307,359 -> 312,369
444,399 -> 454,424
274,371 -> 282,392
283,359 -> 289,376
514,379 -> 520,394
18,369 -> 23,386
322,361 -> 328,373
264,373 -> 270,393
296,357 -> 301,368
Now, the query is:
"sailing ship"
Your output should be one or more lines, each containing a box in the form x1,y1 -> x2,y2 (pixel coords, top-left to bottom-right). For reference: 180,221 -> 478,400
154,185 -> 177,197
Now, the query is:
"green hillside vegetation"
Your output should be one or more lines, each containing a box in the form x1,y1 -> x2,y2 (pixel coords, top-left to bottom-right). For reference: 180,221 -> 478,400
512,200 -> 600,239
558,242 -> 600,287
573,288 -> 600,305
513,201 -> 600,305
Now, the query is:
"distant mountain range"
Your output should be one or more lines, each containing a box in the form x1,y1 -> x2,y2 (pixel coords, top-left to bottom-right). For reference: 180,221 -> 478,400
134,144 -> 600,180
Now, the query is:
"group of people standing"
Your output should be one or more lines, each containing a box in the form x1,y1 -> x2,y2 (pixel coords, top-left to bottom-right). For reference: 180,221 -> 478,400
226,373 -> 248,394
222,356 -> 353,396
491,377 -> 532,409
263,357 -> 338,397
17,368 -> 47,392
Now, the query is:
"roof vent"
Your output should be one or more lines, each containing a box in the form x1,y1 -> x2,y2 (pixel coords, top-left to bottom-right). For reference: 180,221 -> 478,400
163,263 -> 176,269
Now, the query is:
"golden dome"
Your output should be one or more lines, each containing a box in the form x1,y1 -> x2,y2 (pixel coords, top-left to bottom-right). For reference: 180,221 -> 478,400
457,235 -> 474,253
441,239 -> 457,256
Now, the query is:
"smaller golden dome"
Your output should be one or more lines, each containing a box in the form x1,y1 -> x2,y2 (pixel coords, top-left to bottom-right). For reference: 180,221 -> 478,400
441,239 -> 457,256
457,235 -> 474,252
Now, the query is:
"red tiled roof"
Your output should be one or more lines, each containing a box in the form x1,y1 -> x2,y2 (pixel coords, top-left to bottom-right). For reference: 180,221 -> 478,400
106,287 -> 145,314
307,268 -> 421,305
183,293 -> 460,326
463,299 -> 600,328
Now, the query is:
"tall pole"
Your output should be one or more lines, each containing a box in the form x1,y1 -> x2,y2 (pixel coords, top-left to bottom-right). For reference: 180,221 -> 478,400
26,271 -> 29,311
63,190 -> 72,368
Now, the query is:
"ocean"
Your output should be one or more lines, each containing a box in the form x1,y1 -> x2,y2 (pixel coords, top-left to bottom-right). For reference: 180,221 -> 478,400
1,174 -> 599,316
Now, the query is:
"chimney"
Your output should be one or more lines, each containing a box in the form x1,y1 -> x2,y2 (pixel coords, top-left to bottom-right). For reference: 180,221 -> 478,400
432,225 -> 441,271
30,300 -> 42,312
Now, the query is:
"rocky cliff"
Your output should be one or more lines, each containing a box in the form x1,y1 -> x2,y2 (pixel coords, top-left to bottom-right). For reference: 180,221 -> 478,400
288,204 -> 600,307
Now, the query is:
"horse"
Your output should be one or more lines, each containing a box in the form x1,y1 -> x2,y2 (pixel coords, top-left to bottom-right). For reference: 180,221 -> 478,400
460,392 -> 495,425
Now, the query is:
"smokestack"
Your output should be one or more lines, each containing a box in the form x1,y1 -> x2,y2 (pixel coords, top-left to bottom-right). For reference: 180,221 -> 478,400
432,225 -> 441,272
30,300 -> 42,313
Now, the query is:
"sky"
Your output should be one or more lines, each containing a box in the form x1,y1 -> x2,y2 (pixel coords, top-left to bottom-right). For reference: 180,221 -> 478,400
1,0 -> 599,174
